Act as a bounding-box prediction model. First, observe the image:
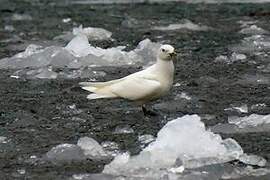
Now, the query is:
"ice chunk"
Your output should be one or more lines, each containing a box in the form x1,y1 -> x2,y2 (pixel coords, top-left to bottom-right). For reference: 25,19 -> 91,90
211,122 -> 270,134
224,104 -> 248,114
222,138 -> 243,158
11,13 -> 32,21
1,35 -> 161,79
16,44 -> 44,59
72,174 -> 90,180
231,35 -> 270,54
138,134 -> 155,148
134,38 -> 161,65
34,67 -> 58,79
103,115 -> 244,177
222,166 -> 270,179
231,52 -> 247,61
55,25 -> 112,42
65,35 -> 157,66
65,34 -> 92,57
153,19 -> 209,31
73,25 -> 112,41
215,55 -> 229,63
54,25 -> 112,42
4,25 -> 15,32
174,92 -> 192,100
228,114 -> 270,128
103,152 -> 130,175
101,141 -> 121,157
60,68 -> 106,79
10,74 -> 19,79
0,136 -> 8,143
59,104 -> 82,116
77,137 -> 108,159
239,154 -> 267,167
168,166 -> 185,174
173,82 -> 182,87
62,18 -> 72,23
183,138 -> 243,169
0,46 -> 74,69
53,32 -> 75,42
239,25 -> 268,35
46,144 -> 86,162
250,103 -> 267,112
45,137 -> 111,163
201,114 -> 216,121
113,125 -> 134,134
67,57 -> 97,69
238,20 -> 258,28
17,169 -> 26,175
71,117 -> 87,123
11,67 -> 59,80
71,173 -> 116,180
215,53 -> 247,64
211,114 -> 270,134
26,155 -> 38,165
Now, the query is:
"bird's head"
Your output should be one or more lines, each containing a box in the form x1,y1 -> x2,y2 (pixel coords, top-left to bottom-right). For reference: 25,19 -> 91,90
158,44 -> 176,61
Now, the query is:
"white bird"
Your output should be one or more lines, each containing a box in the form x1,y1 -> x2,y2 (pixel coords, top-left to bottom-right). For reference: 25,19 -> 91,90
79,44 -> 176,115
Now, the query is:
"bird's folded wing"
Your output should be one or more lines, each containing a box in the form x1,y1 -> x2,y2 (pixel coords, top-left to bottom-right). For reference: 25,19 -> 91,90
110,77 -> 161,100
79,78 -> 123,88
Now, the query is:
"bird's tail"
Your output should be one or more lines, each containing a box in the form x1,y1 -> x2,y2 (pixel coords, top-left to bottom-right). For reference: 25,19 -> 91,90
86,93 -> 115,100
79,81 -> 119,100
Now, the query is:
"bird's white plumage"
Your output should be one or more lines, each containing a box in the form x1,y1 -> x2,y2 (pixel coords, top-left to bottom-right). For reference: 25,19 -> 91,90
79,44 -> 176,105
110,75 -> 161,101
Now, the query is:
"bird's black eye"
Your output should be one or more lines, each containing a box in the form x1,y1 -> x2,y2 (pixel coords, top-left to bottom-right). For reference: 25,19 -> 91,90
161,49 -> 165,52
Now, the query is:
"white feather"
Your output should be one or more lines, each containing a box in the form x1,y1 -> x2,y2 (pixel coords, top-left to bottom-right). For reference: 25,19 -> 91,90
80,44 -> 176,105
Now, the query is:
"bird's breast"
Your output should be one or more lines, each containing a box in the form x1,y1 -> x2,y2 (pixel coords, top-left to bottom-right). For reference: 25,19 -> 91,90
155,63 -> 174,95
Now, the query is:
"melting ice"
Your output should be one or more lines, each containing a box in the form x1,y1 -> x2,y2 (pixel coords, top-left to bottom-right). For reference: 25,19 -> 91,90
0,34 -> 161,79
228,114 -> 270,128
102,115 -> 245,177
153,19 -> 210,31
212,114 -> 270,134
55,25 -> 112,42
239,25 -> 268,35
215,53 -> 247,64
45,137 -> 113,163
60,115 -> 268,179
231,35 -> 270,55
11,13 -> 32,21
216,21 -> 270,68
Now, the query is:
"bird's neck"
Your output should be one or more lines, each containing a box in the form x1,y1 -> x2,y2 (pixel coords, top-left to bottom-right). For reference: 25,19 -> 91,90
156,58 -> 174,69
155,58 -> 175,78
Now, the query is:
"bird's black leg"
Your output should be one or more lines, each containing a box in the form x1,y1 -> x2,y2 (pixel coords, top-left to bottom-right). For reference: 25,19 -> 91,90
142,104 -> 158,116
142,105 -> 147,116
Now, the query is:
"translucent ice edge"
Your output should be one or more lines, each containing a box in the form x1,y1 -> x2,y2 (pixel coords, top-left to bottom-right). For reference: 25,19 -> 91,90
211,114 -> 270,134
68,115 -> 268,180
101,114 -> 265,178
0,34 -> 161,79
54,25 -> 112,41
45,136 -> 116,162
153,19 -> 210,31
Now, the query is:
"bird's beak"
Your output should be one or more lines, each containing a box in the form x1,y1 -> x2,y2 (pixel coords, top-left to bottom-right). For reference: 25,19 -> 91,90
170,52 -> 177,58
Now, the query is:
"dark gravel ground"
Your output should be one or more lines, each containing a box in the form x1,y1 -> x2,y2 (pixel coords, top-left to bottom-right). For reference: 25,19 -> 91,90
1,0 -> 270,179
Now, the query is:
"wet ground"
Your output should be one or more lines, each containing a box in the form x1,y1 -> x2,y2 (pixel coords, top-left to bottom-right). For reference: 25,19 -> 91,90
1,0 -> 270,179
